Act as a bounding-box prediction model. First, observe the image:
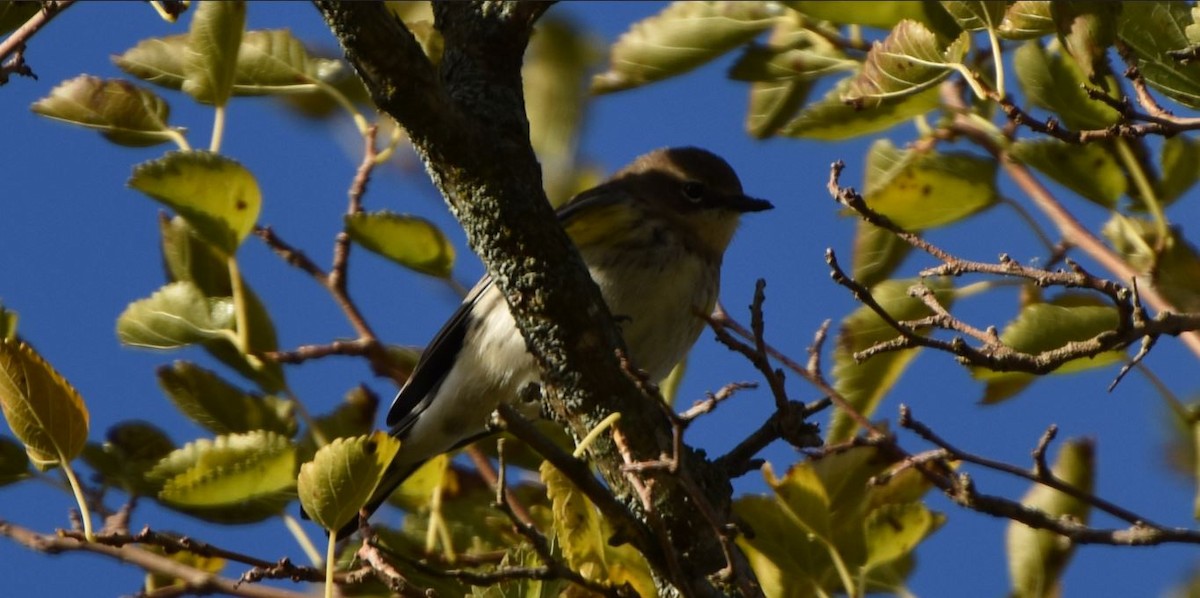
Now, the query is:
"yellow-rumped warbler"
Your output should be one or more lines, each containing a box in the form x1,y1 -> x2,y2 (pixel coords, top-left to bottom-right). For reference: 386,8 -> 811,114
345,147 -> 771,536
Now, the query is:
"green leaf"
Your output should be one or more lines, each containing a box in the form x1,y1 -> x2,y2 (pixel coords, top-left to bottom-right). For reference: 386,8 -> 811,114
116,281 -> 236,349
297,432 -> 401,533
182,0 -> 245,105
0,435 -> 31,486
829,278 -> 954,442
941,1 -> 1006,32
844,21 -> 969,105
592,1 -> 779,94
863,139 -> 998,230
1009,138 -> 1126,208
296,385 -> 378,465
130,151 -> 262,255
973,294 -> 1124,404
1103,215 -> 1200,313
0,2 -> 40,37
735,494 -> 828,596
0,304 -> 16,341
149,430 -> 296,523
0,339 -> 89,471
999,1 -> 1056,40
81,420 -> 175,495
1158,135 -> 1200,205
1007,439 -> 1094,598
730,18 -> 854,139
781,75 -> 942,140
863,502 -> 943,571
852,221 -> 912,289
157,361 -> 295,436
764,461 -> 833,541
30,76 -> 180,147
785,1 -> 949,31
112,34 -> 188,90
158,216 -> 286,393
1052,1 -> 1120,79
1013,40 -> 1121,130
1118,1 -> 1200,109
344,211 -> 455,278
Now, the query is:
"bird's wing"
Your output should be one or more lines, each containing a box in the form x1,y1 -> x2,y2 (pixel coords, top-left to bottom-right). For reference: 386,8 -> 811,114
385,276 -> 495,434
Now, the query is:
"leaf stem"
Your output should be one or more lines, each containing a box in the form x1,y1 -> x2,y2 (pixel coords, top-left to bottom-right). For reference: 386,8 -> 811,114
167,129 -> 192,152
1113,138 -> 1168,245
323,531 -> 336,598
313,78 -> 369,135
209,104 -> 227,153
282,512 -> 323,566
59,460 -> 94,542
226,255 -> 252,355
985,24 -> 1004,98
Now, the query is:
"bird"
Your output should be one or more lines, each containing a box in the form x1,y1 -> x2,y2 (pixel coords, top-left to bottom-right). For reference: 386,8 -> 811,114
341,147 -> 771,538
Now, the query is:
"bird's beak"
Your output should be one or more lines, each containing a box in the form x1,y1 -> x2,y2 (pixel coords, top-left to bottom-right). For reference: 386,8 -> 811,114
725,194 -> 774,213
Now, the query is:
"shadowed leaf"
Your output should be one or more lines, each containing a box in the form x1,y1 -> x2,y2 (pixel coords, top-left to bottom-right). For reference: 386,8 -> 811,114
0,339 -> 89,471
157,361 -> 296,436
31,76 -> 180,147
182,0 -> 245,105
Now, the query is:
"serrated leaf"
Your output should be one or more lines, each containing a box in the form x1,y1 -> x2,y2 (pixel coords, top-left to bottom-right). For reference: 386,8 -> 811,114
844,21 -> 969,105
1007,439 -> 1094,598
864,502 -> 943,571
157,361 -> 295,436
999,1 -> 1056,40
1013,41 -> 1121,130
863,139 -> 998,230
112,34 -> 188,90
782,75 -> 942,140
852,220 -> 912,289
81,420 -> 175,495
1118,1 -> 1200,109
297,385 -> 379,465
0,340 -> 89,471
1009,138 -> 1126,208
941,1 -> 1006,32
973,294 -> 1124,404
117,281 -> 236,349
0,304 -> 16,340
829,278 -> 953,442
297,432 -> 401,533
592,1 -> 780,94
344,211 -> 455,278
149,430 -> 295,523
130,151 -> 262,254
730,18 -> 854,138
182,0 -> 245,105
30,76 -> 179,147
0,435 -> 31,486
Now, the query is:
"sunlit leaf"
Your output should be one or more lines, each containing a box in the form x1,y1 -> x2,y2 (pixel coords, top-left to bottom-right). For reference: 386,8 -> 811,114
157,361 -> 295,436
149,430 -> 296,523
1013,40 -> 1121,130
297,432 -> 401,533
0,304 -> 16,341
31,76 -> 180,147
1009,138 -> 1126,208
1007,439 -> 1094,598
1158,135 -> 1200,205
81,420 -> 175,495
117,281 -> 235,349
130,151 -> 262,255
1052,1 -> 1120,79
843,21 -> 969,105
829,278 -> 954,442
144,545 -> 226,593
863,139 -> 998,231
941,1 -> 1006,32
113,34 -> 188,90
973,294 -> 1124,404
782,75 -> 942,140
1118,1 -> 1200,109
297,385 -> 379,465
182,0 -> 245,105
852,221 -> 912,289
592,1 -> 780,94
864,502 -> 943,571
999,1 -> 1056,40
764,461 -> 833,541
785,1 -> 952,31
344,211 -> 455,278
0,339 -> 89,471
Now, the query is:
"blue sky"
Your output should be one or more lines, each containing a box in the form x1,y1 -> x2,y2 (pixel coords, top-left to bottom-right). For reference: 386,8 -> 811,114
2,2 -> 1197,596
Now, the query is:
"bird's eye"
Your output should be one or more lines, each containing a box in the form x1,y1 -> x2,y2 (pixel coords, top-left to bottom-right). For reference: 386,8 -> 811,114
681,181 -> 706,203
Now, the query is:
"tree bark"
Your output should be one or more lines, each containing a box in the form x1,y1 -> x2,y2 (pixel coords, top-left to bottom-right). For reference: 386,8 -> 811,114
314,2 -> 759,595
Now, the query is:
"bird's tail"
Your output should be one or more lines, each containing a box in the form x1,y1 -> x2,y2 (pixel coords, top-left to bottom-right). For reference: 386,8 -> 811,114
332,455 -> 426,539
